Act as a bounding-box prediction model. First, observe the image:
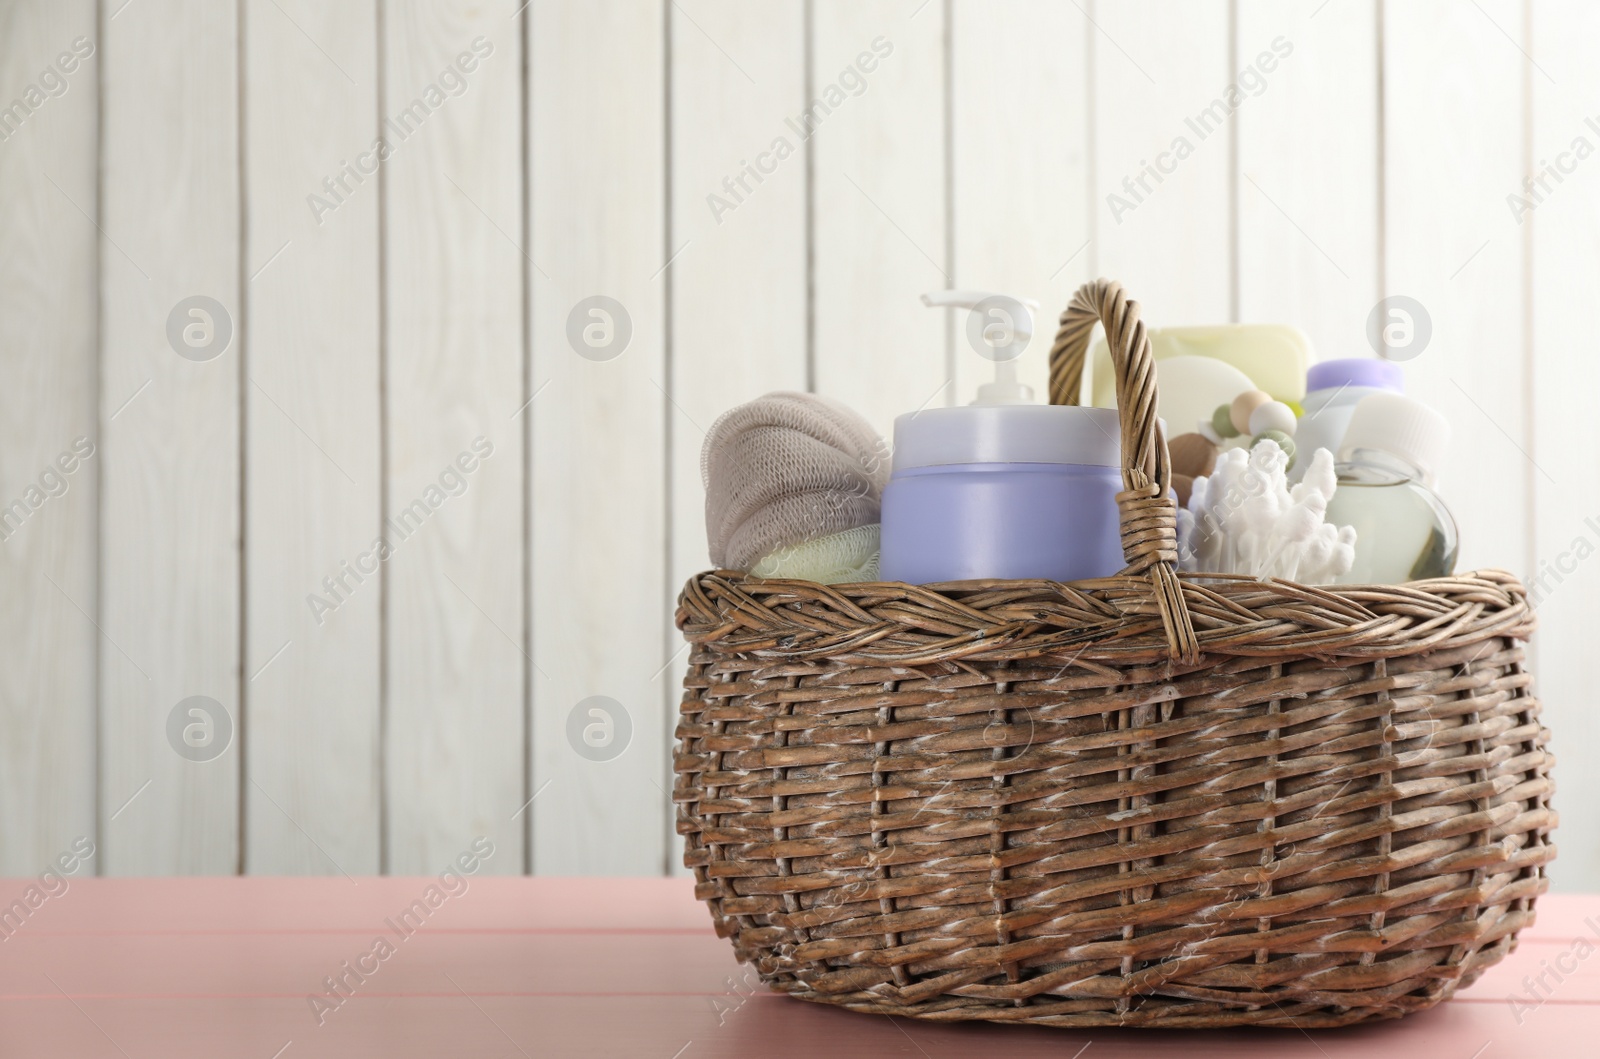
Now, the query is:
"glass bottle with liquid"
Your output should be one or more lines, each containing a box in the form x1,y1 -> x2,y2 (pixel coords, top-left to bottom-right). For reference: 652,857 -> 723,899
1323,392 -> 1459,584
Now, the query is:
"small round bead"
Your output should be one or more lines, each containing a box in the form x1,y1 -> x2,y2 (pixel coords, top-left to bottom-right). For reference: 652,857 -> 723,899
1230,389 -> 1272,435
1211,403 -> 1241,439
1248,399 -> 1297,438
1252,428 -> 1297,470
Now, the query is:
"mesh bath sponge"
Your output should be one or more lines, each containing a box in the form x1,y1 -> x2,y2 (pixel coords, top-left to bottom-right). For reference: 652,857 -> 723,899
702,391 -> 889,571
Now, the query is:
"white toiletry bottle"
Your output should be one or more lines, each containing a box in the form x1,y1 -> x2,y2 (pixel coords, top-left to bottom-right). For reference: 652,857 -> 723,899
1323,392 -> 1459,584
1291,357 -> 1405,482
878,291 -> 1126,584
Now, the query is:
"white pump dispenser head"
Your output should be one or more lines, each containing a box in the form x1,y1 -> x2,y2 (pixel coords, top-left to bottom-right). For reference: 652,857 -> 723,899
921,290 -> 1041,405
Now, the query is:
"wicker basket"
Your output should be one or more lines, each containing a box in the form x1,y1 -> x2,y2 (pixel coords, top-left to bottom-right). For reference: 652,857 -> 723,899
673,279 -> 1555,1029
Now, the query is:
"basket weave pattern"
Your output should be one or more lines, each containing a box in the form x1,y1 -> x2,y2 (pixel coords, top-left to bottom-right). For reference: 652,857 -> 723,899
673,281 -> 1555,1028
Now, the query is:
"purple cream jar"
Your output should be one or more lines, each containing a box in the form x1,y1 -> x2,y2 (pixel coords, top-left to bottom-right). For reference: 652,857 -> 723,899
879,403 -> 1125,584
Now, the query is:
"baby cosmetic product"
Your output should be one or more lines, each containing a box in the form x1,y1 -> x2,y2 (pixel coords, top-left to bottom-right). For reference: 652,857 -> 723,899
1322,392 -> 1458,584
878,291 -> 1124,584
1291,357 -> 1404,482
1088,324 -> 1311,409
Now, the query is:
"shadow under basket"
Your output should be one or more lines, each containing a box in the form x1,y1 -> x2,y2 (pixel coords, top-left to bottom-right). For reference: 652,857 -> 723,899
671,280 -> 1556,1029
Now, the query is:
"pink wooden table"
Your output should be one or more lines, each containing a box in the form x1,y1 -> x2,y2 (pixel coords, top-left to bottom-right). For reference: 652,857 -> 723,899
0,877 -> 1594,1057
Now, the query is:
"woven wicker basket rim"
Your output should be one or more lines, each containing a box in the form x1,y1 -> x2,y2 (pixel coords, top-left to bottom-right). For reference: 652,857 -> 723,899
678,567 -> 1533,669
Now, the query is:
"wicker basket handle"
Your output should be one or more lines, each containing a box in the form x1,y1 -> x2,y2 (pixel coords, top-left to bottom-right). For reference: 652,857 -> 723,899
1047,279 -> 1199,664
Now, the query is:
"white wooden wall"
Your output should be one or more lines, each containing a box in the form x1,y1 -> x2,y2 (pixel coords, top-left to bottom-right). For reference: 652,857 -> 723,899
0,0 -> 1593,889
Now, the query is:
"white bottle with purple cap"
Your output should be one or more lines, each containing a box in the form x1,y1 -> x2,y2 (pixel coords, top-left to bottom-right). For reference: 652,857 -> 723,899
1292,357 -> 1405,482
878,291 -> 1126,584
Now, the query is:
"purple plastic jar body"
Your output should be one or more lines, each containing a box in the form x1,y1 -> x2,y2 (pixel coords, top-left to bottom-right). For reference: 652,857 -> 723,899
879,462 -> 1124,584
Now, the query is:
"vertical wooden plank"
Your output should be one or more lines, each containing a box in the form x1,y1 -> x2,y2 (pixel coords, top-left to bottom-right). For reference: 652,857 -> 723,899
383,0 -> 525,873
1091,0 -> 1231,324
1236,0 -> 1380,353
666,0 -> 808,873
1383,1 -> 1529,578
242,0 -> 381,873
100,0 -> 240,874
811,0 -> 947,441
0,0 -> 99,874
950,0 -> 1090,405
1529,0 -> 1596,891
531,0 -> 667,875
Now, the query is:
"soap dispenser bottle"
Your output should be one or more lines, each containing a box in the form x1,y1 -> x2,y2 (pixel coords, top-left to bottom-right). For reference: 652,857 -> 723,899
878,291 -> 1126,584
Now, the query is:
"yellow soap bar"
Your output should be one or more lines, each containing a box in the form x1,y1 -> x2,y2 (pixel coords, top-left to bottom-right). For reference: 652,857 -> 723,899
1087,324 -> 1311,409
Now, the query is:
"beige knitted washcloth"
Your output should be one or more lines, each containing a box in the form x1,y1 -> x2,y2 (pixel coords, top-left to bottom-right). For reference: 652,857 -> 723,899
702,391 -> 889,571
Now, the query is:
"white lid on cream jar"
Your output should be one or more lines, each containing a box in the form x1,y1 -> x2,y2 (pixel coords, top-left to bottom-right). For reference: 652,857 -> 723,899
892,404 -> 1123,471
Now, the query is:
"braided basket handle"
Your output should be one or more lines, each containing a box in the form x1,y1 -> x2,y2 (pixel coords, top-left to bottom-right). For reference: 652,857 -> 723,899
1047,280 -> 1199,664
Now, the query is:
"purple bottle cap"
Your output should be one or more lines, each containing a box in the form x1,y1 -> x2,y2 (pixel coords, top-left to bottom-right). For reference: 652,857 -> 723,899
1306,357 -> 1404,395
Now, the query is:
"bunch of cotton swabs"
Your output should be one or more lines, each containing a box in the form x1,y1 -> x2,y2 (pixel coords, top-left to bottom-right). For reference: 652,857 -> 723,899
1177,438 -> 1356,584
